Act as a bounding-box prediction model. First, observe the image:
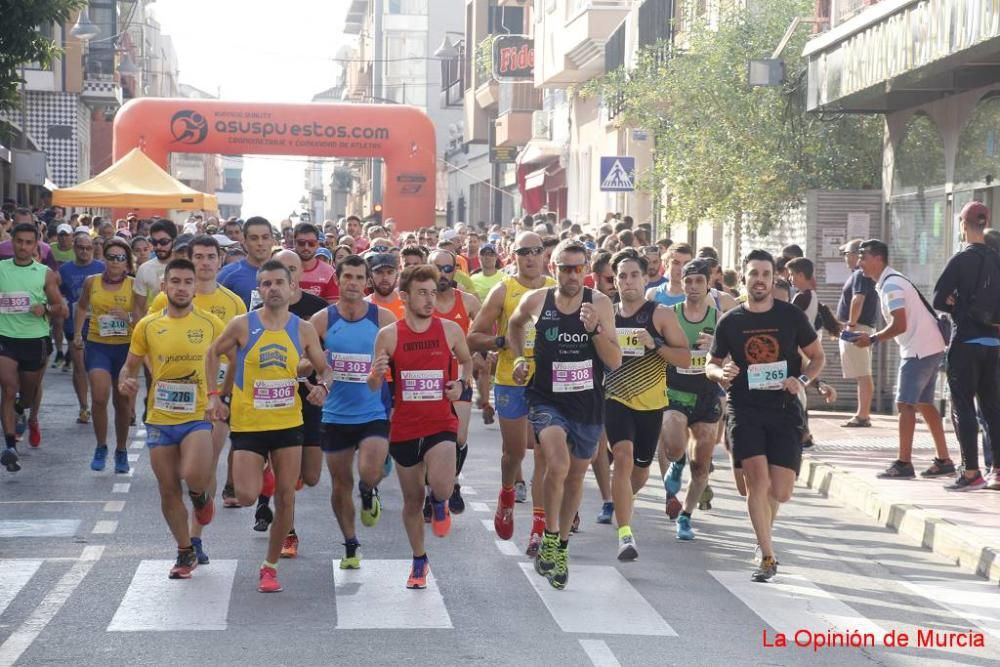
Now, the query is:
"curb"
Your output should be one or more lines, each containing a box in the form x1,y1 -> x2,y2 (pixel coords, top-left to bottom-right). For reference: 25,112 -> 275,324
799,456 -> 1000,585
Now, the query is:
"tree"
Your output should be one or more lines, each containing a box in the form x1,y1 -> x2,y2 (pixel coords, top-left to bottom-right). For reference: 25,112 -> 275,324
0,0 -> 87,113
582,0 -> 883,233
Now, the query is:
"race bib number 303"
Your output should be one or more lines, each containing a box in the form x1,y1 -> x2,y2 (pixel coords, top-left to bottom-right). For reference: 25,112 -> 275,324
401,370 -> 444,401
154,382 -> 197,413
330,352 -> 372,383
747,360 -> 787,391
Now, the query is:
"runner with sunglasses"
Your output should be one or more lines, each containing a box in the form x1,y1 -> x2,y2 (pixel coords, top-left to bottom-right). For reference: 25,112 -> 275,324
132,220 -> 177,317
73,238 -> 136,474
469,232 -> 556,556
294,222 -> 339,304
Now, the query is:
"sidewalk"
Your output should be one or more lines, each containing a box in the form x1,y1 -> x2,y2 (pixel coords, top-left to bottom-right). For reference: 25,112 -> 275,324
802,411 -> 1000,584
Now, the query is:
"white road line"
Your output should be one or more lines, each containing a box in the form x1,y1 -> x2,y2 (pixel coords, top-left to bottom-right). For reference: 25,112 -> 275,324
135,430 -> 147,438
103,500 -> 126,512
108,559 -> 237,631
123,468 -> 135,478
0,500 -> 107,505
518,564 -> 676,636
0,546 -> 103,665
579,639 -> 622,667
92,520 -> 118,535
0,520 -> 80,538
332,559 -> 452,629
461,486 -> 477,495
130,440 -> 145,449
127,453 -> 140,462
112,483 -> 130,493
0,560 -> 43,616
470,501 -> 490,512
901,579 -> 1000,641
709,571 -> 887,644
480,519 -> 495,535
494,540 -> 521,556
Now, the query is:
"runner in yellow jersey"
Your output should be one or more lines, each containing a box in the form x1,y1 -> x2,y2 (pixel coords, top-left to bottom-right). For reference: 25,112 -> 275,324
73,238 -> 136,475
468,231 -> 555,556
119,259 -> 223,580
206,259 -> 330,593
147,235 -> 247,564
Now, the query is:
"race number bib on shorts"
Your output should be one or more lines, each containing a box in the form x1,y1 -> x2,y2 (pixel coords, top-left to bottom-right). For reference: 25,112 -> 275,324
0,292 -> 31,314
253,379 -> 297,409
154,382 -> 197,413
97,314 -> 129,337
747,360 -> 787,391
401,370 -> 444,401
677,350 -> 708,375
617,328 -> 645,357
552,360 -> 593,393
330,352 -> 371,383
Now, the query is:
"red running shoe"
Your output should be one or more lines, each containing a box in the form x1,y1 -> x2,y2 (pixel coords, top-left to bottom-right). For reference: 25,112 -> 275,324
665,493 -> 682,520
258,565 -> 282,593
493,487 -> 515,540
169,548 -> 197,579
261,466 -> 276,497
406,558 -> 429,589
192,491 -> 215,526
28,421 -> 41,448
431,500 -> 451,538
280,532 -> 299,558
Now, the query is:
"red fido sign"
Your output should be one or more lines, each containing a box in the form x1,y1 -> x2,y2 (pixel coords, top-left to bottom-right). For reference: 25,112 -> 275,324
493,35 -> 534,81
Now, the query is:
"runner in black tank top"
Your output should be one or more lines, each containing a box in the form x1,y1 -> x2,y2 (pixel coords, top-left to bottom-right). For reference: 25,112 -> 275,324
507,240 -> 621,590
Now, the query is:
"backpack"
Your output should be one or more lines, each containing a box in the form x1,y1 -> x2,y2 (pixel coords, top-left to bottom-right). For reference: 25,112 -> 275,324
878,272 -> 952,346
964,245 -> 1000,327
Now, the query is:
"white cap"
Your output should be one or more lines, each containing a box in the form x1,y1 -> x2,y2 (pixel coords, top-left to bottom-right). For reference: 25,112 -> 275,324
440,228 -> 458,242
212,234 -> 239,247
74,225 -> 91,235
56,223 -> 73,235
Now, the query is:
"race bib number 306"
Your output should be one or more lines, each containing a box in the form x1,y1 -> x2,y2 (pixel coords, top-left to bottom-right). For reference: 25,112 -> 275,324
747,361 -> 787,391
253,379 -> 297,409
401,370 -> 444,401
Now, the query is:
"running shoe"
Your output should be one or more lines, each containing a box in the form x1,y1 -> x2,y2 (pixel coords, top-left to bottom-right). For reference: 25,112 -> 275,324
422,493 -> 433,524
52,350 -> 64,368
76,408 -> 91,424
596,501 -> 614,524
842,417 -> 871,427
191,537 -> 210,565
169,548 -> 198,579
28,421 -> 41,448
944,472 -> 986,492
525,531 -> 542,558
752,543 -> 762,565
448,484 -> 465,514
676,515 -> 695,541
698,485 -> 714,511
383,454 -> 393,478
360,486 -> 382,527
534,533 -> 558,578
985,471 -> 1000,491
665,458 -> 685,496
258,566 -> 282,593
61,357 -> 71,372
261,467 -> 275,497
222,484 -> 240,508
549,547 -> 569,590
90,445 -> 108,472
340,540 -> 361,570
431,498 -> 451,538
253,502 -> 273,532
751,556 -> 778,582
407,557 -> 429,589
481,402 -> 495,425
617,533 -> 638,561
514,480 -> 527,503
191,491 -> 215,526
877,459 -> 915,479
570,512 -> 580,534
280,532 -> 299,558
494,487 -> 515,540
665,493 -> 682,520
920,458 -> 957,478
1,447 -> 20,473
113,449 -> 129,474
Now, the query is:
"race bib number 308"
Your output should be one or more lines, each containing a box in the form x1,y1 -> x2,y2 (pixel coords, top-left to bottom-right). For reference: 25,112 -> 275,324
552,360 -> 593,393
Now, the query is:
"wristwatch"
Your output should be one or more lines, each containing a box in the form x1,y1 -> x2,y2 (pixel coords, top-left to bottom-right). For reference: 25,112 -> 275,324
495,336 -> 506,350
797,374 -> 811,387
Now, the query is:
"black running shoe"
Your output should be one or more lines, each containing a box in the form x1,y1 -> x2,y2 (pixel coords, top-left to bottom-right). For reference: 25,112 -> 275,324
2,447 -> 20,473
253,502 -> 273,532
448,484 -> 465,514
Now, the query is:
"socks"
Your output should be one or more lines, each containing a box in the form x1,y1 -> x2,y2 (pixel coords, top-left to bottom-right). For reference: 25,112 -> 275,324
263,560 -> 277,570
5,434 -> 15,449
345,537 -> 360,558
618,525 -> 632,539
680,511 -> 692,519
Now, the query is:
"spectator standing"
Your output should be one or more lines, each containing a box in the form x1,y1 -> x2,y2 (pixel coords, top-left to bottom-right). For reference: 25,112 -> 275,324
837,239 -> 878,427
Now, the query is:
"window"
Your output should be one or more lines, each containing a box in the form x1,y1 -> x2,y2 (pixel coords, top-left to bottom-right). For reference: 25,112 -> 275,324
384,33 -> 427,107
604,22 -> 626,120
387,0 -> 427,15
488,6 -> 524,33
87,1 -> 117,78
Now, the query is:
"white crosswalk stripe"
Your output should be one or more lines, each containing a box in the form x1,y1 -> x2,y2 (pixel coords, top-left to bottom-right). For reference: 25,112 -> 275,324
900,579 -> 1000,641
0,520 -> 80,537
0,560 -> 43,616
332,559 -> 452,629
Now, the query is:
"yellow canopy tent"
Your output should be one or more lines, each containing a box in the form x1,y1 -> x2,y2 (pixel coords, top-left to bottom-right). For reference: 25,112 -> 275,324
52,148 -> 217,210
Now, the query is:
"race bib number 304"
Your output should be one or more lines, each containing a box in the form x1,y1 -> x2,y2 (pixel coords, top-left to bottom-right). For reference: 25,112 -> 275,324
552,360 -> 593,393
253,379 -> 297,409
154,382 -> 197,413
401,370 -> 444,401
747,360 -> 787,391
0,292 -> 31,314
330,352 -> 371,383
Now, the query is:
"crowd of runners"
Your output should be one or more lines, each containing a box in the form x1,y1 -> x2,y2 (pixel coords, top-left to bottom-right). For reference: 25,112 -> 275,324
1,203 -> 998,593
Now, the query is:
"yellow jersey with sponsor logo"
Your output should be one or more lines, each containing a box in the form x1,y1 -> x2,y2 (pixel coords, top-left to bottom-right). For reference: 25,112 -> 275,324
147,284 -> 246,324
495,274 -> 556,387
85,276 -> 135,344
130,309 -> 225,426
230,310 -> 304,432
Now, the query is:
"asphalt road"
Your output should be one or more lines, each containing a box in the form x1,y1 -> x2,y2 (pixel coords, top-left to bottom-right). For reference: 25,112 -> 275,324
1,368 -> 998,666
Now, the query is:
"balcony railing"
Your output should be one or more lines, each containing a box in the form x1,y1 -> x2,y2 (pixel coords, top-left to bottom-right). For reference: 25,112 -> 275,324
498,82 -> 542,115
830,0 -> 883,28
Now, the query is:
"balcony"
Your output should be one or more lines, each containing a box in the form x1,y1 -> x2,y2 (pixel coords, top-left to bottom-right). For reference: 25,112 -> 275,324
474,37 -> 499,109
494,82 -> 542,147
81,73 -> 122,108
536,0 -> 631,86
344,0 -> 368,34
830,0 -> 883,29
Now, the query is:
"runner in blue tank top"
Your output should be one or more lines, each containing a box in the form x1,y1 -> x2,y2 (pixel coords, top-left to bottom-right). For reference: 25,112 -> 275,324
307,255 -> 397,570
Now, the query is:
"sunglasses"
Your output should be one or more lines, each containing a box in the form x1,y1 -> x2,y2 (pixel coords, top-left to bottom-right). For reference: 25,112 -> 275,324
73,245 -> 93,250
151,237 -> 173,246
557,264 -> 586,274
296,239 -> 319,248
104,254 -> 128,263
514,246 -> 544,257
435,264 -> 455,274
643,246 -> 660,254
371,245 -> 390,253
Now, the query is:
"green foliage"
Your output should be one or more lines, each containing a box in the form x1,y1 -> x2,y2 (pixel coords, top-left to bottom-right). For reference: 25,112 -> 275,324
0,0 -> 87,113
581,0 -> 883,232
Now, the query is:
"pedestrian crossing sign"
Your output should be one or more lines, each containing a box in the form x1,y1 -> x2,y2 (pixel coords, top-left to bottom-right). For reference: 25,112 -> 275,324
600,156 -> 635,192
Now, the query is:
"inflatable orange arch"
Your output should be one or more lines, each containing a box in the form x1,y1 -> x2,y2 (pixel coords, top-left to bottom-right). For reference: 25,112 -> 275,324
113,98 -> 436,231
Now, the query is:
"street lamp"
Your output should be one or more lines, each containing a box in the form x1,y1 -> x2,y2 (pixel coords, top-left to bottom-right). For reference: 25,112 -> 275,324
71,6 -> 100,41
434,36 -> 460,59
118,53 -> 139,77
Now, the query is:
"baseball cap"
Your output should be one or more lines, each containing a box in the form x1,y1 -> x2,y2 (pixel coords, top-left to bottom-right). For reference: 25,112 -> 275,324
839,238 -> 863,254
488,233 -> 501,242
74,225 -> 92,235
56,223 -> 73,235
367,252 -> 397,271
961,200 -> 990,225
682,258 -> 712,279
173,233 -> 194,252
478,243 -> 497,254
440,228 -> 458,242
316,247 -> 333,260
212,233 -> 239,248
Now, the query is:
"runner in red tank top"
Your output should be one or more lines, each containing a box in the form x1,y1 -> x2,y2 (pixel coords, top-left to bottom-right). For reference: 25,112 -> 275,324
430,249 -> 482,517
368,264 -> 473,589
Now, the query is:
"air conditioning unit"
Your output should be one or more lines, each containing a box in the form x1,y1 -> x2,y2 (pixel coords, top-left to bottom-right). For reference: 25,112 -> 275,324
532,110 -> 552,140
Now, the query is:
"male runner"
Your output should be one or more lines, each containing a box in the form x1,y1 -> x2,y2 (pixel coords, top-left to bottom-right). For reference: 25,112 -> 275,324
367,264 -> 473,589
604,249 -> 689,559
365,252 -> 406,319
206,260 -> 330,593
309,254 -> 395,569
132,219 -> 176,316
706,250 -> 825,582
589,249 -> 616,524
509,239 -> 621,589
119,259 -> 220,578
646,242 -> 693,306
58,232 -> 104,419
468,232 -> 555,556
429,249 -> 482,514
218,216 -> 275,309
293,222 -> 339,303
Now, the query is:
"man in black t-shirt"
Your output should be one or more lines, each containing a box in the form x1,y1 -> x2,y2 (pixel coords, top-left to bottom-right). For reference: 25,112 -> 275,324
706,250 -> 825,583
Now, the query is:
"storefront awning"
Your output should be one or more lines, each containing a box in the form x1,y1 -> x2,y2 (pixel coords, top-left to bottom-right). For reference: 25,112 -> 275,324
516,140 -> 563,167
524,167 -> 547,190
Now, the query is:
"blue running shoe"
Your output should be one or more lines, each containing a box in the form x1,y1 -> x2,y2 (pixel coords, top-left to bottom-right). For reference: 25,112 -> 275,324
676,514 -> 694,541
596,501 -> 614,524
191,537 -> 210,564
114,449 -> 130,474
383,454 -> 393,479
664,457 -> 686,496
90,446 -> 108,472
